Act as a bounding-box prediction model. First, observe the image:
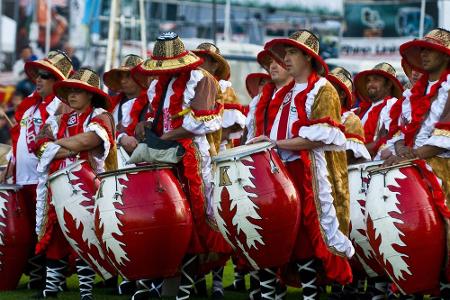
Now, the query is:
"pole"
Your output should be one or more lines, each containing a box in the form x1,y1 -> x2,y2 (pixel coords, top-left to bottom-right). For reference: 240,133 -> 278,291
45,0 -> 52,53
139,0 -> 147,57
105,0 -> 118,75
0,0 -> 3,65
419,0 -> 426,38
212,0 -> 216,44
224,0 -> 231,41
13,0 -> 19,64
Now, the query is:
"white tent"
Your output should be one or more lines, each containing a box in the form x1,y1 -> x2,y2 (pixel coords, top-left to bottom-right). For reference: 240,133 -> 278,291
1,15 -> 17,53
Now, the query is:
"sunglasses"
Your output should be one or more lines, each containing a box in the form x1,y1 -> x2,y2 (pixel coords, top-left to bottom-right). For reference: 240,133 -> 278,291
37,71 -> 55,80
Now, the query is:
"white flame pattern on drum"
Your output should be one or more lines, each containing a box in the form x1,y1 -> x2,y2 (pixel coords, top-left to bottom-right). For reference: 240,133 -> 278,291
348,169 -> 378,277
53,164 -> 109,277
366,169 -> 412,281
95,173 -> 129,266
0,191 -> 8,267
214,156 -> 263,269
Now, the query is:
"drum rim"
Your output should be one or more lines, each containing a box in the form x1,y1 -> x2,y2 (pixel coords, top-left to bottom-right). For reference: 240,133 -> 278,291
96,163 -> 174,178
348,160 -> 383,172
367,159 -> 416,175
0,184 -> 22,190
212,141 -> 274,163
48,159 -> 87,181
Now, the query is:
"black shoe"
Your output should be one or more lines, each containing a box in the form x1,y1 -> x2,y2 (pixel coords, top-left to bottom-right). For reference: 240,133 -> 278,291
212,290 -> 224,300
95,276 -> 118,289
131,290 -> 150,300
30,291 -> 58,299
119,280 -> 137,295
193,278 -> 208,297
81,296 -> 93,300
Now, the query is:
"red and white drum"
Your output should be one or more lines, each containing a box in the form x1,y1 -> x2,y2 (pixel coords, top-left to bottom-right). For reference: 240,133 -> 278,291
212,142 -> 300,269
365,161 -> 445,294
49,160 -> 116,279
94,164 -> 192,280
348,161 -> 385,278
0,184 -> 33,290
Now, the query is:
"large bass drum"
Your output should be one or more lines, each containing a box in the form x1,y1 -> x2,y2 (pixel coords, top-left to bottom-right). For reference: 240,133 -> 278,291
95,163 -> 192,280
348,161 -> 385,278
212,142 -> 300,269
0,184 -> 33,290
366,160 -> 445,294
48,160 -> 116,279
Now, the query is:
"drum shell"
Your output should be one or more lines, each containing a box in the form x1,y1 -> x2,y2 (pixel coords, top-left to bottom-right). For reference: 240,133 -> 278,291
49,161 -> 116,279
366,164 -> 445,294
95,166 -> 192,280
0,186 -> 33,290
213,147 -> 300,269
348,162 -> 385,278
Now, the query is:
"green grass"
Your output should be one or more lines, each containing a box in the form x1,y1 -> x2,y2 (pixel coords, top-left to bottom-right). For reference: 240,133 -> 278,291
0,260 -> 305,300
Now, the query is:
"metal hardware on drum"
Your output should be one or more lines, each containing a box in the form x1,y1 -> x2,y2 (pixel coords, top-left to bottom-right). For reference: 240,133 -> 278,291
267,149 -> 279,174
114,174 -> 120,200
65,170 -> 78,196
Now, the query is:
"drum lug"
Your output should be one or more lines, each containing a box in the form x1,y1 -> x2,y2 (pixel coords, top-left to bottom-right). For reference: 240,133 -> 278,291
65,171 -> 78,196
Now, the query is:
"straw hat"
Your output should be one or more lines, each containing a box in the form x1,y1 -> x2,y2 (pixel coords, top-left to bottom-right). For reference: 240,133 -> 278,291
103,54 -> 144,92
245,73 -> 271,98
400,28 -> 450,72
53,68 -> 111,110
264,29 -> 328,76
327,67 -> 354,110
25,50 -> 73,83
133,32 -> 203,76
192,43 -> 230,80
257,50 -> 278,73
354,62 -> 404,102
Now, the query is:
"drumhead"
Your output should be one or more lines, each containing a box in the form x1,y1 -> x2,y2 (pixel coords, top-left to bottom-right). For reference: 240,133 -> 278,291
48,160 -> 86,181
96,163 -> 174,179
212,142 -> 274,163
0,184 -> 22,191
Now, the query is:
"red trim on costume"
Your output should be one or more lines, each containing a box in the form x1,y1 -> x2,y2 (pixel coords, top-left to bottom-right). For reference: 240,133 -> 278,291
373,97 -> 404,153
345,132 -> 365,143
402,70 -> 450,147
125,91 -> 149,136
223,103 -> 244,112
254,81 -> 295,137
435,122 -> 450,131
192,102 -> 224,117
360,97 -> 390,144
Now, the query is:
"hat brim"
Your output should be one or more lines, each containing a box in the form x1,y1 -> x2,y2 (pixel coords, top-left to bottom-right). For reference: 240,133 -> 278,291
400,39 -> 450,73
245,73 -> 271,98
53,80 -> 111,110
354,69 -> 404,102
265,38 -> 329,76
327,74 -> 354,110
192,49 -> 231,80
257,50 -> 277,72
135,51 -> 203,76
24,60 -> 67,83
103,66 -> 147,92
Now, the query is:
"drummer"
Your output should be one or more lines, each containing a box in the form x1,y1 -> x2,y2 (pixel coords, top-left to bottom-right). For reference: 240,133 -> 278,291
245,49 -> 293,143
133,32 -> 231,300
353,63 -> 404,159
251,30 -> 354,300
33,67 -> 116,300
0,50 -> 73,290
327,67 -> 371,164
193,43 -> 246,153
383,27 -> 450,299
103,54 -> 149,170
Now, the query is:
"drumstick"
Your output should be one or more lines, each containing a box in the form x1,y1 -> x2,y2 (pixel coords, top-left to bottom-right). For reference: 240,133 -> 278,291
370,158 -> 418,174
0,107 -> 13,127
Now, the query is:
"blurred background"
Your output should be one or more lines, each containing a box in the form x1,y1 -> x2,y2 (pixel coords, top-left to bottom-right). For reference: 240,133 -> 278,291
0,0 -> 449,144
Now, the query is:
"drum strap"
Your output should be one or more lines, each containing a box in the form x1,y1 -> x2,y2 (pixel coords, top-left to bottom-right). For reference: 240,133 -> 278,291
152,84 -> 169,136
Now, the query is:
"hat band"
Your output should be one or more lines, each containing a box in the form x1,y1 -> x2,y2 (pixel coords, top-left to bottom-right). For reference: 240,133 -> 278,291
152,50 -> 189,60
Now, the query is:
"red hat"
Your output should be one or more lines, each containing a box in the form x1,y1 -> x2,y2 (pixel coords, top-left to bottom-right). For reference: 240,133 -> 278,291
245,73 -> 271,98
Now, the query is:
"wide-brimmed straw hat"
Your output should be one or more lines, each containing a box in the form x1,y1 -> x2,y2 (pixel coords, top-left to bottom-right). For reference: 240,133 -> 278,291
245,73 -> 271,98
103,54 -> 144,92
53,67 -> 111,110
25,50 -> 73,83
257,50 -> 278,73
264,29 -> 328,76
327,67 -> 354,110
192,43 -> 230,80
354,62 -> 404,101
400,28 -> 450,72
133,32 -> 203,76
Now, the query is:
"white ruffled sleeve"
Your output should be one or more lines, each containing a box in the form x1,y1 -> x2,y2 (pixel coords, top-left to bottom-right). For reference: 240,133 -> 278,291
183,70 -> 205,107
298,125 -> 346,151
346,140 -> 371,160
425,128 -> 450,152
85,122 -> 111,173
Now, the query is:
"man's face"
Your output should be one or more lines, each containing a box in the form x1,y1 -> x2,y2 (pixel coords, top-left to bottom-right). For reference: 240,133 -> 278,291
257,78 -> 271,94
119,72 -> 141,97
366,74 -> 391,101
35,69 -> 57,98
67,88 -> 93,111
21,48 -> 32,61
283,46 -> 310,78
420,48 -> 450,73
410,70 -> 422,85
269,59 -> 290,85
